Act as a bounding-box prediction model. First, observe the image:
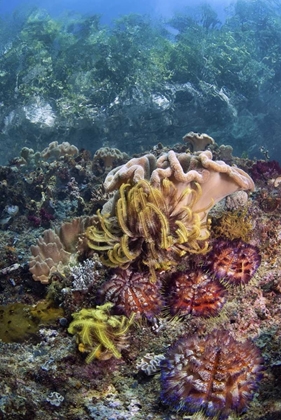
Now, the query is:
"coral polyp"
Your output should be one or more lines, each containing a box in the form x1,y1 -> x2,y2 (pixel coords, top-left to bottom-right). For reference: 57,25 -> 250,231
165,268 -> 226,318
87,179 -> 211,281
99,268 -> 164,320
207,238 -> 261,285
160,330 -> 264,419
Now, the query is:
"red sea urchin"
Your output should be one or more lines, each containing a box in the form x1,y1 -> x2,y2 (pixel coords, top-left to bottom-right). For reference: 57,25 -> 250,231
160,329 -> 263,419
98,268 -> 164,320
165,269 -> 226,318
207,238 -> 261,285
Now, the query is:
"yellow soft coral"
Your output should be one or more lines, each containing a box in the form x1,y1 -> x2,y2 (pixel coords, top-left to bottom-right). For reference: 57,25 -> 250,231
68,302 -> 134,363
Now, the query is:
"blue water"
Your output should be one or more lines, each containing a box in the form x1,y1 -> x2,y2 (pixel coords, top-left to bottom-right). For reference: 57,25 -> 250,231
0,0 -> 230,23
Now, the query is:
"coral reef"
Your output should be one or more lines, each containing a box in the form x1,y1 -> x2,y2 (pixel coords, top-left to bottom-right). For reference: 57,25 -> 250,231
68,302 -> 135,362
1,139 -> 281,420
98,268 -> 164,320
160,329 -> 264,419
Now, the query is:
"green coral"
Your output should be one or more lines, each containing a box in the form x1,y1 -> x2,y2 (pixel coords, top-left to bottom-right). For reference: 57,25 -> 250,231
68,302 -> 135,363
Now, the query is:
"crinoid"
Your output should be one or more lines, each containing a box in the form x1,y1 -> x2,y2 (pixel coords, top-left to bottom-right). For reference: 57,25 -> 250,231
67,302 -> 135,363
87,179 -> 211,281
160,329 -> 264,419
98,268 -> 164,320
165,268 -> 226,318
206,238 -> 261,286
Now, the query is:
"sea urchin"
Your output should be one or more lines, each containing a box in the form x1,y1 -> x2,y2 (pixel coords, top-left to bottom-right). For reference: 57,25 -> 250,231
160,329 -> 263,419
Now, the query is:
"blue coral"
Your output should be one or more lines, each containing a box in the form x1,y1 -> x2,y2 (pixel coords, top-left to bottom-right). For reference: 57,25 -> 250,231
160,329 -> 263,419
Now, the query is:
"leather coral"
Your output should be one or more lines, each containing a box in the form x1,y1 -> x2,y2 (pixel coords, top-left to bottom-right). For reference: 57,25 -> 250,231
86,149 -> 255,281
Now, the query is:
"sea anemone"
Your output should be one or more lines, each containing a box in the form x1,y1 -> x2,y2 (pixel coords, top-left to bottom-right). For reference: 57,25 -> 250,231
165,268 -> 226,318
160,329 -> 263,419
206,238 -> 261,285
98,268 -> 164,320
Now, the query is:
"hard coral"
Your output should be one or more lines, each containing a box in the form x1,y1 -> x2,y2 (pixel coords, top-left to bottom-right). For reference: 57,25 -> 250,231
68,302 -> 134,363
98,268 -> 164,320
165,268 -> 226,318
207,238 -> 261,285
160,329 -> 264,419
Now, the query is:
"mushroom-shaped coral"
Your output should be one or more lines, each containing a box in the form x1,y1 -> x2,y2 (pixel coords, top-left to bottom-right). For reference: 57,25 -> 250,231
99,268 -> 164,320
160,329 -> 264,419
87,178 -> 211,281
165,268 -> 226,318
93,147 -> 129,172
40,141 -> 79,160
206,238 -> 261,285
68,302 -> 135,363
29,216 -> 95,283
87,149 -> 255,280
182,131 -> 215,152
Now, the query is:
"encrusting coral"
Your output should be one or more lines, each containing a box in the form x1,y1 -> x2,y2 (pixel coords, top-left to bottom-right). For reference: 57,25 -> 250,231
86,149 -> 255,280
67,302 -> 135,363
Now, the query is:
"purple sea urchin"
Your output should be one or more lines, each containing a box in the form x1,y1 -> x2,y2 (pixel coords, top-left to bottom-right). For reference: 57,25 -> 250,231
206,238 -> 261,285
160,330 -> 263,419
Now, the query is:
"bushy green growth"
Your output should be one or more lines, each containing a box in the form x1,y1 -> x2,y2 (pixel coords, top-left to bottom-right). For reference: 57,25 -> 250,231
0,300 -> 64,343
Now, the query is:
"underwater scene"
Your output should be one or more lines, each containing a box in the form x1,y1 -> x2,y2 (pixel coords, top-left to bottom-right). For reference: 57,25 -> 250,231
1,0 -> 281,419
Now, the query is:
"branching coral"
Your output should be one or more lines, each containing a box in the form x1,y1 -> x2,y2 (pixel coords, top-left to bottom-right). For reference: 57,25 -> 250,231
68,302 -> 135,362
87,149 -> 255,280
